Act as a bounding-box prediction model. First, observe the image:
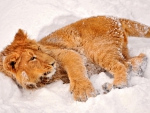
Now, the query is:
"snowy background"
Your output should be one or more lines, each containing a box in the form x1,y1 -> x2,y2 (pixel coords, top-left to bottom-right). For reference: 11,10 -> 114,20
0,0 -> 150,113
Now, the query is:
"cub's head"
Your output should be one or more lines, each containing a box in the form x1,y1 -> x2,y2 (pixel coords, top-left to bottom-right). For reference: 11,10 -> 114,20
0,29 -> 56,89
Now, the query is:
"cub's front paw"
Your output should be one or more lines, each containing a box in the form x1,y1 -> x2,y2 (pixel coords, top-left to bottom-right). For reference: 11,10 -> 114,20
70,78 -> 96,102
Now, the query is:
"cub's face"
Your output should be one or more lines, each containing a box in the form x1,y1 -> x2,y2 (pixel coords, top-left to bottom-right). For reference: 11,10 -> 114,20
0,29 -> 56,89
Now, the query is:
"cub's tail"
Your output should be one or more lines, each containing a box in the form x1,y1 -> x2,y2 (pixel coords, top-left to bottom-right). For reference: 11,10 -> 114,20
119,18 -> 150,38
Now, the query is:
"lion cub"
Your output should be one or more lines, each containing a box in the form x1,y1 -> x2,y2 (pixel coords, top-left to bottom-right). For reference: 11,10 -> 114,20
0,16 -> 149,101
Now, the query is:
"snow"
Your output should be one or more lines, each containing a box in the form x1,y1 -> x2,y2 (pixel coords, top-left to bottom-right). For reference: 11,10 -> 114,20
0,0 -> 150,113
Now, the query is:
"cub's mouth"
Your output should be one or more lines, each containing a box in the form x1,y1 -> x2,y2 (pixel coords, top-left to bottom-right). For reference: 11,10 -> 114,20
25,69 -> 70,89
25,69 -> 57,89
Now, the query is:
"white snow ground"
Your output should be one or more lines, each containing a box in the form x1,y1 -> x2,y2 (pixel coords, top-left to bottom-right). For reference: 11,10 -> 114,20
0,0 -> 150,113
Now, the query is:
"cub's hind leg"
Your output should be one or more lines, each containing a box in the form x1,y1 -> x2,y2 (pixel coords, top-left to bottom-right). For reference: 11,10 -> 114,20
121,36 -> 148,77
100,55 -> 130,88
101,59 -> 130,92
84,37 -> 130,91
102,53 -> 148,93
128,53 -> 147,77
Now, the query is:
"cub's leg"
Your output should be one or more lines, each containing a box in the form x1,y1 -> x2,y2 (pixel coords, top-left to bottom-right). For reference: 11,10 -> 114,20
102,53 -> 148,92
46,49 -> 96,101
101,57 -> 129,88
128,53 -> 147,77
84,37 -> 130,91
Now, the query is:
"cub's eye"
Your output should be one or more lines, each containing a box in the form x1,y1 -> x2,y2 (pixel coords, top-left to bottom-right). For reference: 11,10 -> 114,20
9,61 -> 16,69
51,62 -> 55,67
30,56 -> 36,61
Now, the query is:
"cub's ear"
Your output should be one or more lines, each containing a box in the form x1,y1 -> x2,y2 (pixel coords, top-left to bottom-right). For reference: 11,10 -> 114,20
13,29 -> 27,43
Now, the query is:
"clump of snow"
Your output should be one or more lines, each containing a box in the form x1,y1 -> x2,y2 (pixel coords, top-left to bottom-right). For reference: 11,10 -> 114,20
0,0 -> 150,113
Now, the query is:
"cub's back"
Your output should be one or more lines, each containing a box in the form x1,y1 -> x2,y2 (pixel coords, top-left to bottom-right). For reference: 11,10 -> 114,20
39,16 -> 123,48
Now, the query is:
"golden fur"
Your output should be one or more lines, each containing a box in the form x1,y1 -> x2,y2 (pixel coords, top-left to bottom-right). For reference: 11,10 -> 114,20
0,16 -> 149,101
